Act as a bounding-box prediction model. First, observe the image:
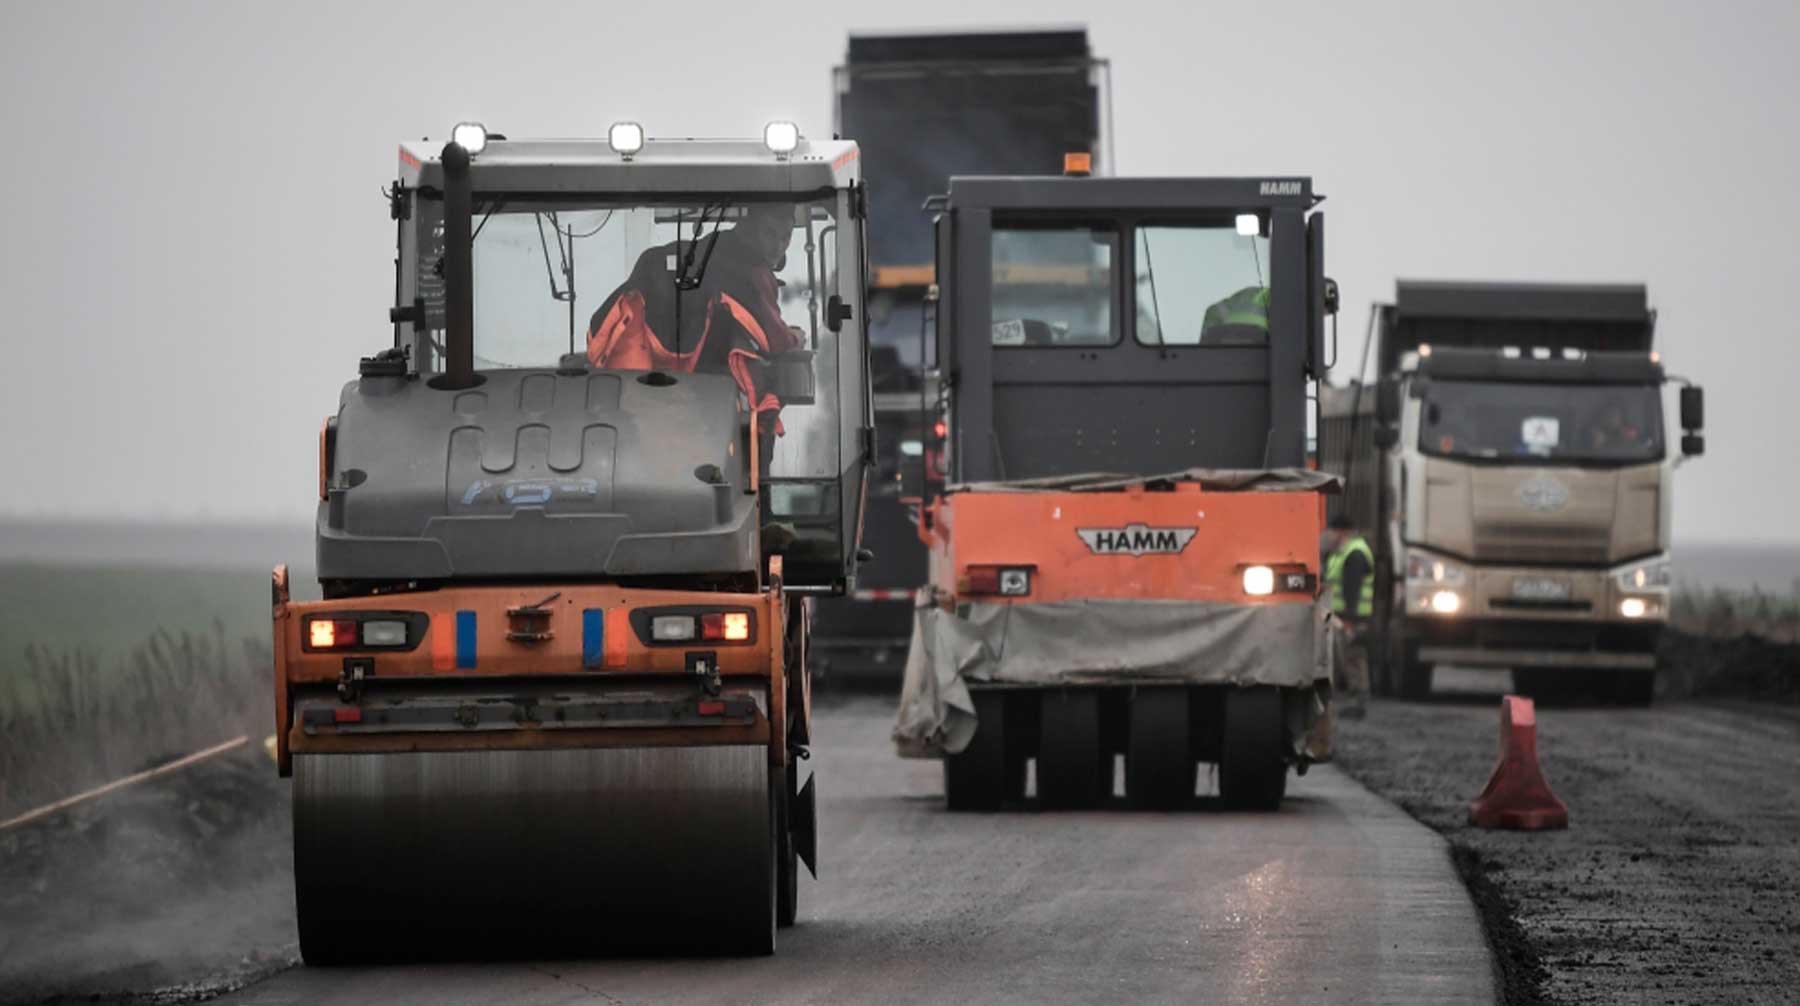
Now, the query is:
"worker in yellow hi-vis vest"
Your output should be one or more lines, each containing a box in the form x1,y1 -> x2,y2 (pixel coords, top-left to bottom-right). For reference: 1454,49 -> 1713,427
1323,513 -> 1373,717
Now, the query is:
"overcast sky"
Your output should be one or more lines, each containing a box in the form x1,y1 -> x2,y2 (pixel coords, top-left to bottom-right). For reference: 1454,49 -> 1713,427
2,0 -> 1794,544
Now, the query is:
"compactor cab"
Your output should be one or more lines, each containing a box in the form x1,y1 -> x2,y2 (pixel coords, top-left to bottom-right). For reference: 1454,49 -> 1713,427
897,174 -> 1339,811
273,125 -> 870,961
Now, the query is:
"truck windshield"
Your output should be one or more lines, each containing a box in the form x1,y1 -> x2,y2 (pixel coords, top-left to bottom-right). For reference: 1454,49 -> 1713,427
1418,380 -> 1664,464
416,195 -> 851,480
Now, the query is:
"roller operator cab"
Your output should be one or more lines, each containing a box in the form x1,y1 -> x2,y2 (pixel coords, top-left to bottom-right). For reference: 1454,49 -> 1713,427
893,174 -> 1340,812
1321,281 -> 1705,705
272,124 -> 871,961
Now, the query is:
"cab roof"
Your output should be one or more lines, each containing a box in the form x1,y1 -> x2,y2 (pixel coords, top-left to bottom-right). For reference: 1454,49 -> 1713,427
942,175 -> 1318,212
398,136 -> 862,196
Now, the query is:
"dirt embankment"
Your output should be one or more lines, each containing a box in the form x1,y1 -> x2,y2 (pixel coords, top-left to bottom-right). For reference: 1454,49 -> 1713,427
0,749 -> 295,1005
1337,696 -> 1800,1006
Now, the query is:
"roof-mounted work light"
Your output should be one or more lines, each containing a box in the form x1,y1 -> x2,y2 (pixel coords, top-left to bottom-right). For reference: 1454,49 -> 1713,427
764,120 -> 800,156
450,122 -> 488,156
1236,213 -> 1260,237
609,121 -> 645,158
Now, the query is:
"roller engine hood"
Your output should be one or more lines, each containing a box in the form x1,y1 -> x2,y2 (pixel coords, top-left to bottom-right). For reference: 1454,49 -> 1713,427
317,369 -> 758,583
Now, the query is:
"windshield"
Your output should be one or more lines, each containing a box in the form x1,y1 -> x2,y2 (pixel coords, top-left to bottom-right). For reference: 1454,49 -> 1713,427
1135,224 -> 1270,346
1418,380 -> 1664,464
413,195 -> 852,480
989,225 -> 1117,346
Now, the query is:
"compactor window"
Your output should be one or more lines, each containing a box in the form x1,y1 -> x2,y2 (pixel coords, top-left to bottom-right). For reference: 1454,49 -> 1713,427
1134,225 -> 1270,346
416,195 -> 852,481
1419,381 -> 1665,464
989,226 -> 1116,347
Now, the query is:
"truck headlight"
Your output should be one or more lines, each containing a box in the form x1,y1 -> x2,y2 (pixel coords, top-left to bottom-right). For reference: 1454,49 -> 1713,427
1406,550 -> 1468,586
1614,558 -> 1671,592
1429,590 -> 1463,615
1620,598 -> 1649,619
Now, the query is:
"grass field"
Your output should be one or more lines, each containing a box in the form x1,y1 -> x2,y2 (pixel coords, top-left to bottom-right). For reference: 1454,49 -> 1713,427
0,562 -> 274,819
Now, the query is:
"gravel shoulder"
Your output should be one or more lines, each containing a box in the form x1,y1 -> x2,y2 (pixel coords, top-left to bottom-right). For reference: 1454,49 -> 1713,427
0,749 -> 296,1004
1336,681 -> 1800,1005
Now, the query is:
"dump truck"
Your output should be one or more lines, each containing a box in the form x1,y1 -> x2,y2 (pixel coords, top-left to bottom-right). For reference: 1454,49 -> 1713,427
893,171 -> 1339,810
1320,281 -> 1704,704
813,29 -> 1108,680
270,123 -> 871,960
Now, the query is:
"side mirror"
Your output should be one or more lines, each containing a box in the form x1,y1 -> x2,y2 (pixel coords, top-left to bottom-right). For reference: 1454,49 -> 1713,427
1374,425 -> 1400,450
1680,386 -> 1704,431
1375,378 -> 1401,425
826,294 -> 853,333
1682,433 -> 1705,458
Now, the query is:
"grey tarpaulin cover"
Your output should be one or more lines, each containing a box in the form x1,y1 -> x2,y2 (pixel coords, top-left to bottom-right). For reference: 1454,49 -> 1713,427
893,597 -> 1333,758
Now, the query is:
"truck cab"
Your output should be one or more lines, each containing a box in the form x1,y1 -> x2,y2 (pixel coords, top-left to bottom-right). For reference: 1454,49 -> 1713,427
1323,281 -> 1704,703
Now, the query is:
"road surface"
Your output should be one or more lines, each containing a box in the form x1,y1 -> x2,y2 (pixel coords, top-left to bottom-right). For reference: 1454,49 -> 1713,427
218,695 -> 1493,1005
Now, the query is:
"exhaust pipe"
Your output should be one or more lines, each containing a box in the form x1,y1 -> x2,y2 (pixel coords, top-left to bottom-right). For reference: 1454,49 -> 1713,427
440,141 -> 476,389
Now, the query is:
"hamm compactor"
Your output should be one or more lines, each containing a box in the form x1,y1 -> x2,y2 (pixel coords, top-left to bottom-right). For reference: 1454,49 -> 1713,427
893,172 -> 1339,811
271,123 -> 871,960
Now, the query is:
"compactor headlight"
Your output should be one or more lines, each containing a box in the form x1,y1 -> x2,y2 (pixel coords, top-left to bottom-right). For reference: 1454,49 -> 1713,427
1242,565 -> 1275,596
609,121 -> 645,157
451,121 -> 488,155
764,120 -> 800,155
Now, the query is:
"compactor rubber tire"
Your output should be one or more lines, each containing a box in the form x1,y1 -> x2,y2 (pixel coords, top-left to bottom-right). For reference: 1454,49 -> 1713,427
944,690 -> 1012,811
776,763 -> 799,928
1125,687 -> 1193,809
1219,686 -> 1288,811
1037,689 -> 1107,809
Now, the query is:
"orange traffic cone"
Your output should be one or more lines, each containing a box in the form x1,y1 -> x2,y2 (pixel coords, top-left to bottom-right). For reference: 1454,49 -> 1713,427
1468,695 -> 1568,830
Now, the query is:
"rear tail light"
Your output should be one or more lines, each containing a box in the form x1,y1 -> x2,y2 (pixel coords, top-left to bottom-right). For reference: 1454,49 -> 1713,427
959,565 -> 1033,597
307,618 -> 359,649
649,611 -> 755,644
698,611 -> 754,642
304,614 -> 418,650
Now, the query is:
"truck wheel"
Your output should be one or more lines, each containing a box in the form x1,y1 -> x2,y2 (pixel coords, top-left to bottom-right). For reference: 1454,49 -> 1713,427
944,689 -> 1010,811
1396,642 -> 1433,700
1038,689 -> 1107,809
1610,670 -> 1656,707
775,763 -> 799,928
1125,686 -> 1193,809
1513,668 -> 1573,704
1219,686 -> 1287,811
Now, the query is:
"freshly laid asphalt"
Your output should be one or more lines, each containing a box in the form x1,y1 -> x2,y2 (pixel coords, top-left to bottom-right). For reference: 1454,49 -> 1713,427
217,695 -> 1495,1005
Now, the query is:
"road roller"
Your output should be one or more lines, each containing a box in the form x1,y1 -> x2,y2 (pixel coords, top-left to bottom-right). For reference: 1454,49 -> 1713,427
894,169 -> 1340,811
271,122 -> 871,961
